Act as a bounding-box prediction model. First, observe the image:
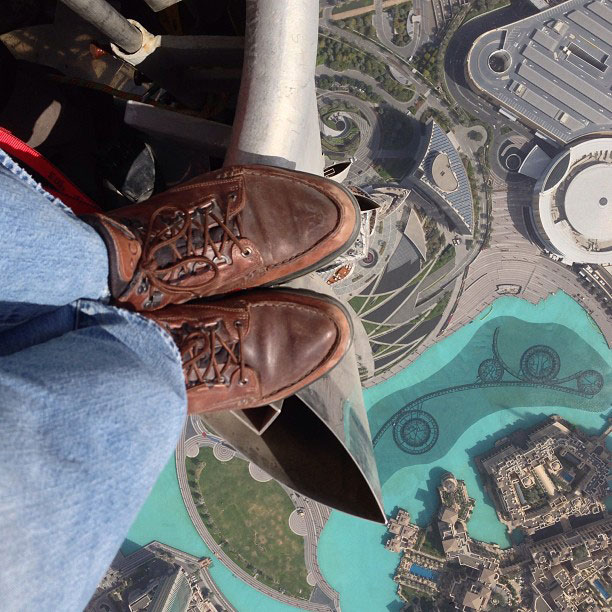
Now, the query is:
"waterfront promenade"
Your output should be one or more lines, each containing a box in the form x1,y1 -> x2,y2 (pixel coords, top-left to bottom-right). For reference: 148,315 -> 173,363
446,186 -> 612,343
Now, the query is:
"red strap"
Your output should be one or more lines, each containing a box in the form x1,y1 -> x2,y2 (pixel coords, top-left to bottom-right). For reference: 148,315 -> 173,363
0,127 -> 100,214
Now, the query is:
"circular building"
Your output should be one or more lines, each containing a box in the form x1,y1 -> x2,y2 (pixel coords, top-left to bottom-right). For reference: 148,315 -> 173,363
532,138 -> 612,265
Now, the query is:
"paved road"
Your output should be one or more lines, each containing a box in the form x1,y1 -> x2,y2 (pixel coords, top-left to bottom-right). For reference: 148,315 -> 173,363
372,0 -> 412,59
316,64 -> 412,109
321,6 -> 426,94
320,8 -> 455,125
443,2 -> 535,138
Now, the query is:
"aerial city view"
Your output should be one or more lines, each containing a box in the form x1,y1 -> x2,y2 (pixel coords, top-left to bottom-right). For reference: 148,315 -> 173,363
82,0 -> 611,611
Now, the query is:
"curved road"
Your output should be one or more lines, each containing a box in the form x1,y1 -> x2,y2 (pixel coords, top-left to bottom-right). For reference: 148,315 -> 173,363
318,89 -> 381,180
321,5 -> 427,97
443,2 -> 535,135
372,0 -> 413,59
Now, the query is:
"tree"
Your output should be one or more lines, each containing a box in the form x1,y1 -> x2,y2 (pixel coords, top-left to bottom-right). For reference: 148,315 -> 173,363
468,130 -> 484,142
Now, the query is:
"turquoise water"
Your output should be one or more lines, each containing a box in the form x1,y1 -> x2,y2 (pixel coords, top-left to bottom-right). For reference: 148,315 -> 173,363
125,292 -> 611,612
318,292 -> 611,612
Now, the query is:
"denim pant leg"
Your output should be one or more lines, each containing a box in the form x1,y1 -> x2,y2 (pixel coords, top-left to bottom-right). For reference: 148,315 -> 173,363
0,150 -> 110,330
0,300 -> 187,612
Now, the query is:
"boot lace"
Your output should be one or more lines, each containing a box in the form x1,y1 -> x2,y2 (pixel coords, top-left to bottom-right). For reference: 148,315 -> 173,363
133,197 -> 252,302
181,320 -> 247,389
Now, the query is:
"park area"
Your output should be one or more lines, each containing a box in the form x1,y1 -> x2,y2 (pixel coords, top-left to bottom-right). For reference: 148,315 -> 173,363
185,447 -> 312,599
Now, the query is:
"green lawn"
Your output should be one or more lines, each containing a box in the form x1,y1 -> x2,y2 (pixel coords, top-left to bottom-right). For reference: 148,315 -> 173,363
186,447 -> 311,599
424,291 -> 451,321
429,244 -> 456,276
349,295 -> 368,313
321,120 -> 361,155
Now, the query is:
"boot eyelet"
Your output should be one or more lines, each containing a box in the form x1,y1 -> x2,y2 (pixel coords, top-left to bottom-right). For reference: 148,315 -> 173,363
234,320 -> 243,328
239,377 -> 249,386
213,255 -> 230,265
229,192 -> 237,202
241,247 -> 252,258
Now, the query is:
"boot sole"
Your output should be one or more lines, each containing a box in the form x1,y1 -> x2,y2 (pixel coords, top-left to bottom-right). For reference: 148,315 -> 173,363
261,180 -> 362,287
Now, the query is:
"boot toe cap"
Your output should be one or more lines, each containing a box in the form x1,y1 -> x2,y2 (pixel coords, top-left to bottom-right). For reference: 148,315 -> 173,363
243,292 -> 352,402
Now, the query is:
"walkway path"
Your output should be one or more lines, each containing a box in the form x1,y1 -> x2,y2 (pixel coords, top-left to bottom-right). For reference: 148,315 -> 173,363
446,187 -> 612,344
178,418 -> 339,611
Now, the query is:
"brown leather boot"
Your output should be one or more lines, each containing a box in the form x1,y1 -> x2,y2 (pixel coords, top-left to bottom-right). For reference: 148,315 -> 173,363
144,289 -> 352,414
83,165 -> 360,311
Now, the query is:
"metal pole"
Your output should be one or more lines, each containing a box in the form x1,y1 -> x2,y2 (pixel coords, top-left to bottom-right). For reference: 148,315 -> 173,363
141,0 -> 182,11
59,0 -> 143,54
224,0 -> 324,173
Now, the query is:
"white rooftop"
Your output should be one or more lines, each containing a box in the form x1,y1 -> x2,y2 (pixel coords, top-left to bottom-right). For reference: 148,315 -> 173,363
534,137 -> 612,265
564,164 -> 612,241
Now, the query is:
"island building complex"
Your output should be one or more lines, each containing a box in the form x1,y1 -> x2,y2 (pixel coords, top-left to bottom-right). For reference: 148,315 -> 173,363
477,416 -> 609,535
386,417 -> 611,611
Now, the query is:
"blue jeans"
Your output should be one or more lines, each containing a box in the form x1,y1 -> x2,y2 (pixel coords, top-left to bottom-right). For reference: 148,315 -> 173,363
0,151 -> 187,611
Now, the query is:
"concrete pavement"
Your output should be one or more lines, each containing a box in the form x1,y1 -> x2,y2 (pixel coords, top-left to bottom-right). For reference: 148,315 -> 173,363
444,188 -> 612,343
